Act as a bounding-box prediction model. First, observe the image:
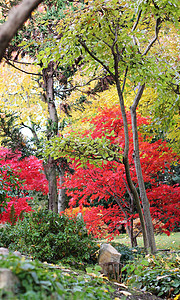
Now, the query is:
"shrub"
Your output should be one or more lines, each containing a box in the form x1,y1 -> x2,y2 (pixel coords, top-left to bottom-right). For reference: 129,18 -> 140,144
111,242 -> 144,264
121,252 -> 180,299
0,208 -> 98,263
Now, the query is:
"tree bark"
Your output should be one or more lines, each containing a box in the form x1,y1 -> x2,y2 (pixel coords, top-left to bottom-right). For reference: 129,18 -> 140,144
58,169 -> 66,212
43,158 -> 58,212
42,63 -> 59,213
0,0 -> 43,62
115,78 -> 149,252
130,84 -> 157,253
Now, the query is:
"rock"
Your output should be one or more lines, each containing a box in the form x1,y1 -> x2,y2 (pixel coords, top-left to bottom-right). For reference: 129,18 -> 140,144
0,247 -> 9,256
98,243 -> 121,279
0,268 -> 19,293
0,247 -> 22,257
13,250 -> 22,257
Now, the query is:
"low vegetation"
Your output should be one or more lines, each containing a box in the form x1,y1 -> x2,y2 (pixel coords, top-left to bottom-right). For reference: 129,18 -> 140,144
0,211 -> 180,299
0,253 -> 113,300
0,209 -> 98,264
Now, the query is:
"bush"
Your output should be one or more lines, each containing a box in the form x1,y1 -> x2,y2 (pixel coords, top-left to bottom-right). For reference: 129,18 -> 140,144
121,252 -> 180,299
0,254 -> 114,299
111,242 -> 144,264
0,208 -> 98,263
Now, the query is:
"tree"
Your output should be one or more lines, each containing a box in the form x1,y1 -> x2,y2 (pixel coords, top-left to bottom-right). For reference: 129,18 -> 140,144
45,0 -> 179,253
0,1 -> 78,213
0,0 -> 43,62
45,105 -> 179,244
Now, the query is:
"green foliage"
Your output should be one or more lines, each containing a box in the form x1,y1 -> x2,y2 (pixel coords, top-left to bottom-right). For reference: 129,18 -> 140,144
43,132 -> 122,168
0,254 -> 114,299
121,252 -> 180,299
0,209 -> 98,263
111,242 -> 144,264
0,110 -> 37,158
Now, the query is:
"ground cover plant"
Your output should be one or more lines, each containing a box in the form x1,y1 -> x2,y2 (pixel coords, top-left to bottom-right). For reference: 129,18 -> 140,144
121,252 -> 180,299
0,253 -> 114,300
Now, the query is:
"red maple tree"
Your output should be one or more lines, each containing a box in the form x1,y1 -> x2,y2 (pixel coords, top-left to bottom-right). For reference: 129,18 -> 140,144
63,105 -> 180,238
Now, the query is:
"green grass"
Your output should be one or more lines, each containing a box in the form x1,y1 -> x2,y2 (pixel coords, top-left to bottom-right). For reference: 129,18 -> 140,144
109,232 -> 180,251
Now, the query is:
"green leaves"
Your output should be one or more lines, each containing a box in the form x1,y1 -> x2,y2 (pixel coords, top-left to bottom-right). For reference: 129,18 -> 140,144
42,131 -> 122,168
121,252 -> 180,299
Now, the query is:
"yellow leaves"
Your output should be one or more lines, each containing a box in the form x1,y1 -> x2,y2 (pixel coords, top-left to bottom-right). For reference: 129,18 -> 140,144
0,57 -> 48,127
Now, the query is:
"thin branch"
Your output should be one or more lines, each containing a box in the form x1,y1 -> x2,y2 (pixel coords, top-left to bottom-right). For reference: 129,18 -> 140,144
78,37 -> 115,79
130,83 -> 145,112
131,10 -> 142,54
21,122 -> 39,143
104,15 -> 115,36
61,76 -> 103,92
5,57 -> 34,65
122,67 -> 128,94
132,10 -> 142,32
5,60 -> 42,76
93,33 -> 112,49
143,17 -> 161,56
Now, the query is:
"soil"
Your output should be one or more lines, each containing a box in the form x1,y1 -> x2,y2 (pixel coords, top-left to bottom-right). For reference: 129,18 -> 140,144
111,282 -> 163,300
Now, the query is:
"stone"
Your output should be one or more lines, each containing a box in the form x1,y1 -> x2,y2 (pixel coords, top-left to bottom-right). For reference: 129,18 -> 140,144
98,243 -> 121,279
0,247 -> 22,257
0,247 -> 9,256
0,268 -> 19,293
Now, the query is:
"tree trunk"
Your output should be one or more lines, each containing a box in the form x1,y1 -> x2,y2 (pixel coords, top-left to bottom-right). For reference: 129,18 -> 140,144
42,62 -> 59,213
58,169 -> 66,212
130,84 -> 157,253
115,77 -> 149,252
43,158 -> 58,212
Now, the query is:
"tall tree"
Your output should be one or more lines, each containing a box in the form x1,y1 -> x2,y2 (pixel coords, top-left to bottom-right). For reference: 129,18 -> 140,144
0,1 -> 78,212
46,0 -> 179,253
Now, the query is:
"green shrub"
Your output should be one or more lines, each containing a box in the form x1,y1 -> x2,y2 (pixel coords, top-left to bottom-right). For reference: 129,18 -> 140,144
121,252 -> 180,299
111,242 -> 144,263
0,254 -> 114,299
0,209 -> 98,263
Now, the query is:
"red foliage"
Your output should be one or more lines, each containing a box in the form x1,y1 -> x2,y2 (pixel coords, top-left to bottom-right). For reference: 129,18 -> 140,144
64,106 -> 180,237
0,147 -> 48,194
0,197 -> 32,224
64,205 -> 121,239
0,147 -> 48,224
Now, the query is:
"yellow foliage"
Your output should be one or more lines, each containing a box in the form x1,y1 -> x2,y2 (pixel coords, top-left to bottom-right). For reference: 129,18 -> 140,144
0,57 -> 48,127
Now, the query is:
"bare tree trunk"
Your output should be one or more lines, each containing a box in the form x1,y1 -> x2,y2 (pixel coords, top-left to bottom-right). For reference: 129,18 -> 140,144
43,158 -> 58,212
0,0 -> 43,62
42,62 -> 59,213
115,76 -> 149,252
58,169 -> 66,212
130,84 -> 157,253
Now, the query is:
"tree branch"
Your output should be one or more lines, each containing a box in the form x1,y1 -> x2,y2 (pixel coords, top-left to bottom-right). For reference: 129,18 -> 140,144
5,60 -> 42,76
132,10 -> 142,32
122,67 -> 128,93
0,0 -> 43,62
130,83 -> 145,112
78,37 -> 115,79
143,17 -> 161,56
